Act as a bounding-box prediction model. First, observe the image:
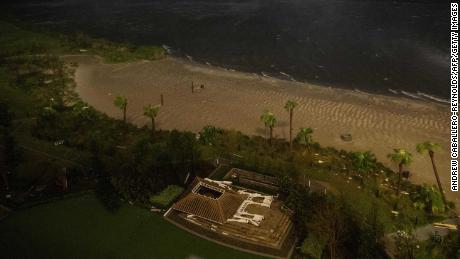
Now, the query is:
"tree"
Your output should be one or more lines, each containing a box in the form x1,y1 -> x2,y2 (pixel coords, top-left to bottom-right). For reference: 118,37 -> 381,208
352,151 -> 376,176
199,125 -> 219,145
295,127 -> 314,154
301,233 -> 328,259
95,177 -> 122,213
416,141 -> 446,205
387,149 -> 412,196
308,197 -> 348,259
260,111 -> 277,145
114,95 -> 128,124
394,229 -> 418,259
413,184 -> 445,214
143,104 -> 160,137
72,101 -> 97,122
284,100 -> 298,150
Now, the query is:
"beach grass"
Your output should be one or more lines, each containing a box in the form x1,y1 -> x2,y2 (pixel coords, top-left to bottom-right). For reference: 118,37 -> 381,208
0,192 -> 262,259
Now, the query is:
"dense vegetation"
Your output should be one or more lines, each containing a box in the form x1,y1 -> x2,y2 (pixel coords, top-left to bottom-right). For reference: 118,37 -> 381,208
0,21 -> 166,63
0,21 -> 458,259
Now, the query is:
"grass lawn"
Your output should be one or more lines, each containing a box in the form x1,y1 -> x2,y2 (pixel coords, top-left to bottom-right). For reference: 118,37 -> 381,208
0,193 -> 263,259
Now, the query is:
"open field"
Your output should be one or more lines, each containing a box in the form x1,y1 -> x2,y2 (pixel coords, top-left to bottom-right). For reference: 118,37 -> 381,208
0,193 -> 261,259
67,55 -> 456,208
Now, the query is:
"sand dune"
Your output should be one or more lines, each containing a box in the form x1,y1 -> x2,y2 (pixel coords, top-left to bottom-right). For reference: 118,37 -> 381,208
65,55 -> 456,206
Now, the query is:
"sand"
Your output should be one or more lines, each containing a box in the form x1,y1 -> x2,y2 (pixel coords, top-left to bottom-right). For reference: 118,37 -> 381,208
64,55 -> 457,207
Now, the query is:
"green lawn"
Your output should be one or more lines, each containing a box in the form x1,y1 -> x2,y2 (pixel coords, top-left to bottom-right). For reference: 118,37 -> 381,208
0,193 -> 263,259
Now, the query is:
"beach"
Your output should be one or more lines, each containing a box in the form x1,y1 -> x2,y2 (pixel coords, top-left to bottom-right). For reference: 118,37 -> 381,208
65,55 -> 456,206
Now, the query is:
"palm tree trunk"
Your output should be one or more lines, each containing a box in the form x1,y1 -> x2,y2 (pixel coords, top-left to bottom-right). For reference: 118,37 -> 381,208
429,151 -> 447,204
396,163 -> 402,196
305,136 -> 311,154
123,107 -> 126,124
269,126 -> 273,145
289,109 -> 293,150
151,117 -> 155,137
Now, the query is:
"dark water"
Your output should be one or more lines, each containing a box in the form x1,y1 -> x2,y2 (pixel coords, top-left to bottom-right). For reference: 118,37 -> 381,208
3,0 -> 451,101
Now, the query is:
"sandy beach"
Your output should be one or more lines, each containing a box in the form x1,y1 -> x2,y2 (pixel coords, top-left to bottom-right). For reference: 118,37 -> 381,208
65,55 -> 456,206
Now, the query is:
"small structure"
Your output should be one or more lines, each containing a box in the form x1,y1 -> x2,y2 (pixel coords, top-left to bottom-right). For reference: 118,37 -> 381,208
225,168 -> 279,191
171,177 -> 246,224
340,133 -> 352,141
228,190 -> 273,226
166,175 -> 294,257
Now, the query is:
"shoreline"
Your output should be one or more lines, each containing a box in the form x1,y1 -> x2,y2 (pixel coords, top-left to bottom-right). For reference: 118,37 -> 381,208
64,54 -> 456,207
68,52 -> 450,107
168,51 -> 449,105
173,55 -> 449,107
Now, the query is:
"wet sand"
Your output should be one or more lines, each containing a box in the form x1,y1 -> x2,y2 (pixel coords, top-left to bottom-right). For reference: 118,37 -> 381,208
65,55 -> 457,207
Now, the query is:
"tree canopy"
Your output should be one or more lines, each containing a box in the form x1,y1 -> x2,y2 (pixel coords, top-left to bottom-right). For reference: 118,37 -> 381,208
387,149 -> 412,167
114,95 -> 128,110
260,110 -> 276,128
284,99 -> 298,112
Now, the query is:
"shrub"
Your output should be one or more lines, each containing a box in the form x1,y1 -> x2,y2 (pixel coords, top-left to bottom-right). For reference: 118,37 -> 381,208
95,177 -> 121,213
149,185 -> 184,208
411,184 -> 446,214
300,233 -> 327,259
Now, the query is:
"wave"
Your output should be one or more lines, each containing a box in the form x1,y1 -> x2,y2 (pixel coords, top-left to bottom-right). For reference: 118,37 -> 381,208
177,54 -> 448,105
279,71 -> 290,77
388,88 -> 399,95
354,89 -> 370,95
388,89 -> 448,104
417,92 -> 449,104
279,71 -> 296,81
401,90 -> 424,100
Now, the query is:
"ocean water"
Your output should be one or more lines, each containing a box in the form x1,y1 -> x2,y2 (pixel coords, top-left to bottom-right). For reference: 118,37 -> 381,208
2,0 -> 450,102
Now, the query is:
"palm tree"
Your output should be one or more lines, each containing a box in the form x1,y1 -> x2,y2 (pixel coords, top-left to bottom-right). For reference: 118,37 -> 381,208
353,151 -> 378,192
143,104 -> 160,137
284,100 -> 298,150
295,127 -> 314,154
114,95 -> 128,124
416,141 -> 446,205
387,149 -> 412,196
260,111 -> 277,145
352,151 -> 376,176
413,184 -> 446,214
199,125 -> 218,145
